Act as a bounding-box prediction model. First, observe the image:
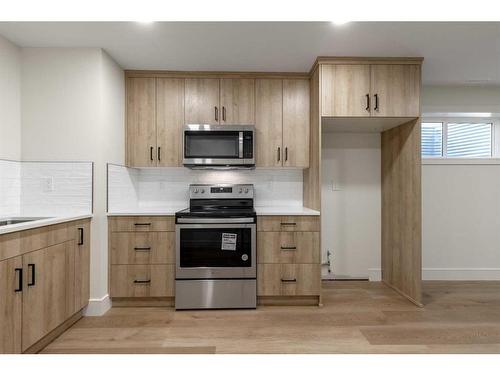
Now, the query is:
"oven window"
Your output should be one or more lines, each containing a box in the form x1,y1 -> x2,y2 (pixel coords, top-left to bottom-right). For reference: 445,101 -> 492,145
184,131 -> 240,159
179,227 -> 252,267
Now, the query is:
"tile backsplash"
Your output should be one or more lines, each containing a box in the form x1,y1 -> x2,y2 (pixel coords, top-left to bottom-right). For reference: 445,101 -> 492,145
108,164 -> 304,212
0,159 -> 93,217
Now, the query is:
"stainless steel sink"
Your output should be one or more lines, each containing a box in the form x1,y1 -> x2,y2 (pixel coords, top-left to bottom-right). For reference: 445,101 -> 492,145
0,217 -> 52,226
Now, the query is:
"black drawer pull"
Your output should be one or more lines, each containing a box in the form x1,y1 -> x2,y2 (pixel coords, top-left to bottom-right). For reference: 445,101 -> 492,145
134,223 -> 151,226
15,268 -> 23,292
366,93 -> 370,111
280,223 -> 296,226
134,247 -> 151,251
280,246 -> 297,250
78,227 -> 84,245
28,264 -> 36,287
281,278 -> 297,283
134,279 -> 151,284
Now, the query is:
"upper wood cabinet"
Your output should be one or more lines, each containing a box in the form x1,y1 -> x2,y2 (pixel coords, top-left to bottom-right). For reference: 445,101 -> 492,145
185,78 -> 255,125
255,79 -> 310,168
321,64 -> 371,117
219,79 -> 255,124
185,78 -> 220,125
157,78 -> 184,166
126,77 -> 184,167
321,63 -> 421,118
126,77 -> 156,167
370,65 -> 421,117
283,79 -> 310,168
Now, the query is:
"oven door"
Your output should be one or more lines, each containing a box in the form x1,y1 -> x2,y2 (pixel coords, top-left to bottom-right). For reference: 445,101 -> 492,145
176,223 -> 256,279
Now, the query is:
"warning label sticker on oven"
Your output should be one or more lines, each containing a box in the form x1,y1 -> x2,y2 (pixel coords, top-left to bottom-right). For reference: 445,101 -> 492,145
221,233 -> 237,251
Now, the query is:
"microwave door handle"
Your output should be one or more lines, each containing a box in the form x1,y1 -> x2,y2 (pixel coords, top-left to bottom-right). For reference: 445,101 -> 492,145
239,132 -> 244,158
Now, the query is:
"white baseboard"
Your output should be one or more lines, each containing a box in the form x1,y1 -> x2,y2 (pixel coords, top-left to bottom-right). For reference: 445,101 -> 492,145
422,268 -> 500,280
83,294 -> 111,316
367,268 -> 382,281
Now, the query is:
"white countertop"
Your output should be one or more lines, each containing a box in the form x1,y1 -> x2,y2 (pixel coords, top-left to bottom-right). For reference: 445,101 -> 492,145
0,214 -> 93,235
107,206 -> 320,216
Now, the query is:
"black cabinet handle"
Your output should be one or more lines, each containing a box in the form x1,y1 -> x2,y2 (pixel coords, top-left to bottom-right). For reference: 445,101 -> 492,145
366,94 -> 370,111
15,268 -> 23,292
78,227 -> 84,246
150,146 -> 154,161
281,278 -> 297,283
134,223 -> 151,226
134,247 -> 151,252
222,106 -> 226,121
280,246 -> 297,250
133,279 -> 151,284
215,106 -> 218,122
277,147 -> 281,162
285,147 -> 288,162
157,147 -> 161,162
280,222 -> 297,226
28,264 -> 35,287
374,94 -> 379,111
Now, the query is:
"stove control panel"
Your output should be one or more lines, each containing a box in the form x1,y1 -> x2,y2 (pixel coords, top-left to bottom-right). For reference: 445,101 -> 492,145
189,184 -> 254,199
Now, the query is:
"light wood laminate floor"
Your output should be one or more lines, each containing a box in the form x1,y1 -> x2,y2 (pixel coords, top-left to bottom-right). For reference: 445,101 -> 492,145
42,281 -> 500,354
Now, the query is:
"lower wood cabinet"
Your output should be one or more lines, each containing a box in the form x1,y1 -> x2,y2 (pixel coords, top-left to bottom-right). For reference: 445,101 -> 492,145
108,216 -> 175,304
0,218 -> 91,354
258,264 -> 321,296
110,264 -> 175,297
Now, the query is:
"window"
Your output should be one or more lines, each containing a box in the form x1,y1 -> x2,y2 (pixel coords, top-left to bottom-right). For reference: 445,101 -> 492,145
422,120 -> 494,158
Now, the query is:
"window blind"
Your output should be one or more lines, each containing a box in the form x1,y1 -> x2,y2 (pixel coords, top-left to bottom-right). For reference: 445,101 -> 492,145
446,123 -> 492,157
421,122 -> 443,157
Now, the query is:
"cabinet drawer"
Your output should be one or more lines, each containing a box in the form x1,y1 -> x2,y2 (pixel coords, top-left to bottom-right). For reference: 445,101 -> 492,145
110,232 -> 175,265
110,265 -> 174,297
257,232 -> 320,264
257,216 -> 319,232
109,216 -> 174,232
257,264 -> 320,296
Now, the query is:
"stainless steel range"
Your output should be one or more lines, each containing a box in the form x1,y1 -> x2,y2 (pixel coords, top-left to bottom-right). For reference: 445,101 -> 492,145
175,184 -> 257,310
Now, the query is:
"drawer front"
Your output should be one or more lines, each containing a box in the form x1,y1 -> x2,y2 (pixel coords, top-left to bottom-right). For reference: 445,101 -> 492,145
110,232 -> 175,265
257,216 -> 320,232
257,264 -> 320,296
110,265 -> 174,297
109,216 -> 175,232
257,232 -> 320,264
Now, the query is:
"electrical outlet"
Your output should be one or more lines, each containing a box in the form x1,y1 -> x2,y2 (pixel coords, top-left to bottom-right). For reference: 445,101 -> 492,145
41,177 -> 54,192
332,180 -> 342,191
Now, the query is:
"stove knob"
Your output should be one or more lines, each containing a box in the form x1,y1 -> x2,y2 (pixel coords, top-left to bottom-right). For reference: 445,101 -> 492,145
239,188 -> 243,194
200,189 -> 205,194
194,188 -> 199,194
244,188 -> 249,194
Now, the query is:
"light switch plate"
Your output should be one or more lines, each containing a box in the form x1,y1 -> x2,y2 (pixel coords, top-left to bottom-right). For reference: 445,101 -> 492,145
41,177 -> 54,192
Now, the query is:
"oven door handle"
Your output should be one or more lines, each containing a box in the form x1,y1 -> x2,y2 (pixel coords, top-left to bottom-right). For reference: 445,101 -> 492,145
176,217 -> 255,224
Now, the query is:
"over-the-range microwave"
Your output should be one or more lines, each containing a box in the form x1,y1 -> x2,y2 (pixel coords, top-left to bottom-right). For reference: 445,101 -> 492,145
183,124 -> 255,169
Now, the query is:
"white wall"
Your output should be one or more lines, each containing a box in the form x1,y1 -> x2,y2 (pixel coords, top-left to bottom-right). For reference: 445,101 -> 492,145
21,48 -> 124,314
321,132 -> 381,280
0,35 -> 21,160
422,85 -> 500,114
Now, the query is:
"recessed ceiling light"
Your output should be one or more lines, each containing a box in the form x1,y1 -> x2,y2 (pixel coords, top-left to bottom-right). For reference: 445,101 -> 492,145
331,20 -> 350,26
136,21 -> 155,25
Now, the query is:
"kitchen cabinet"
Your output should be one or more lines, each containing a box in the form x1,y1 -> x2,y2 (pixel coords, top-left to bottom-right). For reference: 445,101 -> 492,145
126,77 -> 156,167
0,256 -> 22,353
74,220 -> 90,312
257,231 -> 320,264
321,63 -> 420,118
257,264 -> 320,296
219,78 -> 255,124
22,242 -> 70,351
108,216 -> 176,304
255,79 -> 310,168
185,78 -> 220,125
157,78 -> 185,166
371,64 -> 421,117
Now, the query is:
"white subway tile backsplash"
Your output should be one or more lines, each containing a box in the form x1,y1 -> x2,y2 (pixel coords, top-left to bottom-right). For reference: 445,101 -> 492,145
107,165 -> 303,213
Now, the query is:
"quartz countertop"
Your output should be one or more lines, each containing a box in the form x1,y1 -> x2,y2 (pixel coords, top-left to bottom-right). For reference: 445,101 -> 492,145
107,206 -> 320,217
0,214 -> 93,235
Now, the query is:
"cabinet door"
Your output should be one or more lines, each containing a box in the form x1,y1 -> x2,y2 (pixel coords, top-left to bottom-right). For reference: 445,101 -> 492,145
22,243 -> 69,351
255,79 -> 283,167
110,265 -> 174,297
157,78 -> 184,166
371,64 -> 421,117
0,256 -> 22,354
283,79 -> 310,168
220,79 -> 255,124
185,78 -> 220,125
321,64 -> 371,117
126,77 -> 157,167
74,221 -> 90,312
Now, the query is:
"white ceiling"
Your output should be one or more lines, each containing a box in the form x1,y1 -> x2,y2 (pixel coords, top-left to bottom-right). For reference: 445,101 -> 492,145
1,22 -> 499,85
